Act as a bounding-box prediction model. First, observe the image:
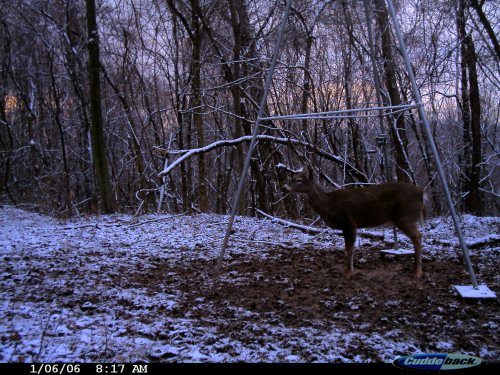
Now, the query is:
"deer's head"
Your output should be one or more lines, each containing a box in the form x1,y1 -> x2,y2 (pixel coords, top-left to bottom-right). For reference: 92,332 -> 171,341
284,167 -> 313,194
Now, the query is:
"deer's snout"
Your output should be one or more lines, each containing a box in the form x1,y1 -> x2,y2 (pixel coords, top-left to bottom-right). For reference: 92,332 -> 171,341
283,184 -> 292,192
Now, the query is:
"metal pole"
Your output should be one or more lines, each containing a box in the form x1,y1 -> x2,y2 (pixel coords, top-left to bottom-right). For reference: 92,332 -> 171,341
385,0 -> 478,288
215,0 -> 293,273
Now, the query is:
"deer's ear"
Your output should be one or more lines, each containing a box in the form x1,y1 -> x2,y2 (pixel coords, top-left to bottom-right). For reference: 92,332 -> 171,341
306,166 -> 314,181
301,166 -> 311,180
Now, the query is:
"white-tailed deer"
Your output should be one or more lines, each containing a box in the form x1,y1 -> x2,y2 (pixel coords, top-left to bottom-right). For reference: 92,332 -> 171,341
284,167 -> 424,280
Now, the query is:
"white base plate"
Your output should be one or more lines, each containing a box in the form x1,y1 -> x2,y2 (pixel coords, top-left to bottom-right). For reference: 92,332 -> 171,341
453,284 -> 497,299
380,249 -> 415,255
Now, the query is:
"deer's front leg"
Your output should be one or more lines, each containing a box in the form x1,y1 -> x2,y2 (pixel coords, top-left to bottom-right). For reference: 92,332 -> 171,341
412,231 -> 423,279
342,227 -> 357,280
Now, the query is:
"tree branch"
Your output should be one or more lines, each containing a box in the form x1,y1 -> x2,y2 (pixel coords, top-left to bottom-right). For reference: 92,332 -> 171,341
156,134 -> 367,182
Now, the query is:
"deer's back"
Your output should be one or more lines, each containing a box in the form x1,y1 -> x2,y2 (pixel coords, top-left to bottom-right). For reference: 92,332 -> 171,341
321,182 -> 424,229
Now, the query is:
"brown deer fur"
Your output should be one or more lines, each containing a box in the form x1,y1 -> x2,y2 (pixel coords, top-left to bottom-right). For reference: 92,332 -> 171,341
284,167 -> 424,279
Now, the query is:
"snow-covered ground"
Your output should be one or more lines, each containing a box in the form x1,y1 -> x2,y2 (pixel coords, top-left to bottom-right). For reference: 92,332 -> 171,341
0,205 -> 498,362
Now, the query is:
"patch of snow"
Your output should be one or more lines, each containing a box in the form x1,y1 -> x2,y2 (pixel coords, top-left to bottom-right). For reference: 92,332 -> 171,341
435,341 -> 454,351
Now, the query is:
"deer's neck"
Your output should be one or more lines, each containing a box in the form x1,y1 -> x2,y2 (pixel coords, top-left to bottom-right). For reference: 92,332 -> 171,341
305,183 -> 331,214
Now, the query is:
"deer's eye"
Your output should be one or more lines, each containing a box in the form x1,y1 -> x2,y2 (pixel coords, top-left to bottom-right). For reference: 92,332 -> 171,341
296,178 -> 303,183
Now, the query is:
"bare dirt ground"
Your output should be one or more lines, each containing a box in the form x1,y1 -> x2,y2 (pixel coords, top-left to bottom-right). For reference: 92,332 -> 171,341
146,245 -> 499,362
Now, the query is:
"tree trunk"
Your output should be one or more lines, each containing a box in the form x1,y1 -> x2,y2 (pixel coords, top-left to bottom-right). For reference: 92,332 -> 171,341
190,41 -> 208,212
457,0 -> 482,215
227,0 -> 269,214
171,15 -> 191,212
469,0 -> 500,61
342,1 -> 362,175
465,35 -> 482,214
48,53 -> 72,216
301,34 -> 313,132
227,0 -> 247,215
85,0 -> 115,213
190,0 -> 208,212
374,0 -> 411,183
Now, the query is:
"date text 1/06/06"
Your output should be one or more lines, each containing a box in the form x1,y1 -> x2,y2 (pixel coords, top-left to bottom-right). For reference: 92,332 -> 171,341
29,364 -> 148,375
31,364 -> 81,375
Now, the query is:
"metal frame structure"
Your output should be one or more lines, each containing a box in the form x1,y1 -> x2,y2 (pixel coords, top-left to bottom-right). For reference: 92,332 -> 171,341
214,0 -> 494,298
260,103 -> 419,121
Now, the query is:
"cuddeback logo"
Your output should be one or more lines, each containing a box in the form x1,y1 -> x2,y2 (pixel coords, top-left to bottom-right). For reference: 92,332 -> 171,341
393,353 -> 483,371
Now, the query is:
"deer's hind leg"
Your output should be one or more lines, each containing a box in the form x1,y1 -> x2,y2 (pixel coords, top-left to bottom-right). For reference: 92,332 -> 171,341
342,226 -> 357,280
394,220 -> 422,279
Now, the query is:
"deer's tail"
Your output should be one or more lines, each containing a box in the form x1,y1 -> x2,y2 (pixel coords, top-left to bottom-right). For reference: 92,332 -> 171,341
420,191 -> 429,226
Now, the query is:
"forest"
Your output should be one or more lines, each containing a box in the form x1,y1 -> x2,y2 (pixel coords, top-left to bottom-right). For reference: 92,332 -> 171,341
1,0 -> 499,219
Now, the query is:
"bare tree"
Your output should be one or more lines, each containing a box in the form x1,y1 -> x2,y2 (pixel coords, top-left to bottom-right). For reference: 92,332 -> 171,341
86,0 -> 115,213
457,0 -> 483,214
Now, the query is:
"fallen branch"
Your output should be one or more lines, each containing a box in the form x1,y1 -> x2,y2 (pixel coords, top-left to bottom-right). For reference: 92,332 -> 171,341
156,135 -> 366,181
127,213 -> 187,228
467,234 -> 500,249
63,214 -> 186,230
256,208 -> 385,240
255,208 -> 324,234
62,223 -> 105,230
428,234 -> 499,249
359,230 -> 385,241
231,238 -> 284,247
